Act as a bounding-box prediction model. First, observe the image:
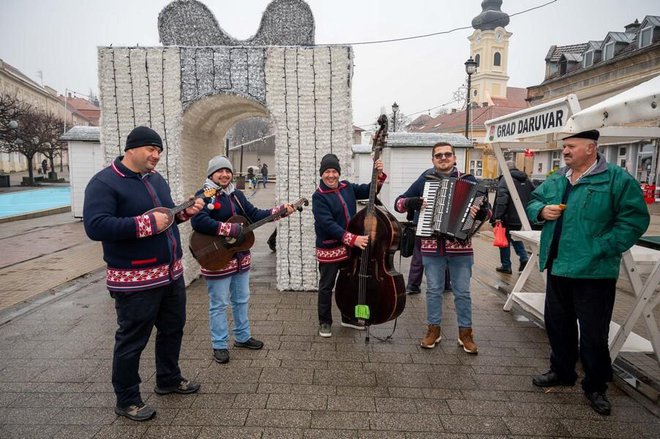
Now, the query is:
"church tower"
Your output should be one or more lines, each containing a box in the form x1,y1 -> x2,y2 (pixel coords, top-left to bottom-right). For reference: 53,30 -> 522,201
468,0 -> 511,103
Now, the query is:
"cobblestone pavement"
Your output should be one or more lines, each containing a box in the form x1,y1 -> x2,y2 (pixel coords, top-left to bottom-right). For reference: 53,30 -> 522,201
0,185 -> 659,437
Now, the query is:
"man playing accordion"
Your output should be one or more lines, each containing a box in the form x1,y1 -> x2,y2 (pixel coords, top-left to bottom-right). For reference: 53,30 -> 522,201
395,142 -> 491,354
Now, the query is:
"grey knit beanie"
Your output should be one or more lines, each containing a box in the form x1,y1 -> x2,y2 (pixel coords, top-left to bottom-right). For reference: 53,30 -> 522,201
207,155 -> 233,177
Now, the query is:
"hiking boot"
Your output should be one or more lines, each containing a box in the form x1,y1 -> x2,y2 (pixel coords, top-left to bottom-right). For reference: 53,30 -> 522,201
318,323 -> 332,338
154,378 -> 201,395
585,391 -> 611,416
519,260 -> 528,272
114,402 -> 156,421
496,266 -> 512,274
340,318 -> 365,330
532,370 -> 575,387
234,337 -> 264,350
213,348 -> 229,364
458,327 -> 478,354
420,324 -> 441,349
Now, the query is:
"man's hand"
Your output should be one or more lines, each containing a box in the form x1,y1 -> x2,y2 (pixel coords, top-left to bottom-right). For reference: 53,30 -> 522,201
283,203 -> 296,216
184,196 -> 204,217
374,159 -> 384,177
354,235 -> 369,250
540,205 -> 565,221
153,211 -> 170,232
405,197 -> 424,211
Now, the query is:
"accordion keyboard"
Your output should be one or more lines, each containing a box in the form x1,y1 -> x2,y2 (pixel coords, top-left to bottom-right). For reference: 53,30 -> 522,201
416,180 -> 441,237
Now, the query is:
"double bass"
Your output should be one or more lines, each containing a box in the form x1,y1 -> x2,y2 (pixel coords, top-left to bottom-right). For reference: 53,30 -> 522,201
335,115 -> 406,330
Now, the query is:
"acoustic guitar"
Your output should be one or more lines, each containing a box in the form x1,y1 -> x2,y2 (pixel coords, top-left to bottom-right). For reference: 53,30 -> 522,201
189,197 -> 308,270
144,187 -> 217,233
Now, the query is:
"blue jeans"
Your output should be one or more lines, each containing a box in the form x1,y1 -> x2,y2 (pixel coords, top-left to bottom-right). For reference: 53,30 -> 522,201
206,271 -> 251,349
422,255 -> 473,328
499,229 -> 529,270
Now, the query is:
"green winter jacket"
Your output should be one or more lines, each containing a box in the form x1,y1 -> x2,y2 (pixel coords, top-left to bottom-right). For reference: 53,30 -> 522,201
527,154 -> 649,279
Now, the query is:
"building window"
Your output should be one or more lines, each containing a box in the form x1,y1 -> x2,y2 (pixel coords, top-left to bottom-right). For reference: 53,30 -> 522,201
475,54 -> 480,67
493,52 -> 501,66
619,147 -> 627,156
583,50 -> 594,68
639,26 -> 653,48
552,150 -> 561,171
604,41 -> 615,60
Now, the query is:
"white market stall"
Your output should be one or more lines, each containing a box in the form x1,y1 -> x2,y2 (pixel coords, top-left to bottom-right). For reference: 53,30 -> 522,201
352,132 -> 471,220
61,126 -> 103,218
483,74 -> 660,363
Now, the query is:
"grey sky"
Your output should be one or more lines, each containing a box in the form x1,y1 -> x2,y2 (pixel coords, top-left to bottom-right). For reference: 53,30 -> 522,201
1,0 -> 658,128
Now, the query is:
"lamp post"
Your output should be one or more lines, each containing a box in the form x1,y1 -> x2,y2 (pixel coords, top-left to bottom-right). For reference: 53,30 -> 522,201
464,57 -> 477,140
391,101 -> 399,132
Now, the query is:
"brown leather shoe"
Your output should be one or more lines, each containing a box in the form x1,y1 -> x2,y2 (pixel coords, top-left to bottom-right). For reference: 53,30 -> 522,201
420,324 -> 441,349
458,327 -> 478,354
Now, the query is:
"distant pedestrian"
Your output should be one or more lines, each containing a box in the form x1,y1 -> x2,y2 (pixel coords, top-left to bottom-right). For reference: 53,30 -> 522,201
260,163 -> 268,188
41,159 -> 48,175
83,126 -> 204,422
491,160 -> 534,274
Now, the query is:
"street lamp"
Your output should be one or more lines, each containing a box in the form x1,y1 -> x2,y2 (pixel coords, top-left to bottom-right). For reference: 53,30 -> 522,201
391,102 -> 399,132
464,57 -> 478,140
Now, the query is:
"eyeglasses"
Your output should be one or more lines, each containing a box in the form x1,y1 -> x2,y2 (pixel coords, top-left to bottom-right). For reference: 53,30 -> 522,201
434,152 -> 453,159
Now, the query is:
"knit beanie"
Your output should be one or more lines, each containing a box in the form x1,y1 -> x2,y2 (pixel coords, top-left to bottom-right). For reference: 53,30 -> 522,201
125,126 -> 163,151
319,153 -> 341,176
207,155 -> 233,177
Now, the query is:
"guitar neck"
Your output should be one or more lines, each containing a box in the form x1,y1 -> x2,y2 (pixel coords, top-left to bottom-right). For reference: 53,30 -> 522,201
242,198 -> 308,233
170,198 -> 196,216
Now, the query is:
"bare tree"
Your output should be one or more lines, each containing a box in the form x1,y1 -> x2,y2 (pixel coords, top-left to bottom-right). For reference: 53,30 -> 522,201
0,93 -> 27,142
34,111 -> 67,179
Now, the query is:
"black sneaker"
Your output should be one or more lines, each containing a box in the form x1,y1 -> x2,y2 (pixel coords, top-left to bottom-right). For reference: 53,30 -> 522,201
406,287 -> 421,295
532,370 -> 575,387
496,266 -> 513,274
234,337 -> 264,350
519,260 -> 529,272
154,378 -> 201,395
114,402 -> 156,421
213,348 -> 229,363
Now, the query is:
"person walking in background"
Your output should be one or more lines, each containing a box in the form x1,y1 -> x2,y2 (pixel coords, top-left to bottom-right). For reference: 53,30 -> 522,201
260,163 -> 269,188
527,130 -> 649,416
492,160 -> 534,274
395,142 -> 491,354
191,156 -> 294,364
83,126 -> 204,422
312,153 -> 386,337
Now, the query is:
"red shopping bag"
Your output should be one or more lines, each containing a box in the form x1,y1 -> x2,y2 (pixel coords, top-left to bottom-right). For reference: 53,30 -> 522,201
492,222 -> 509,248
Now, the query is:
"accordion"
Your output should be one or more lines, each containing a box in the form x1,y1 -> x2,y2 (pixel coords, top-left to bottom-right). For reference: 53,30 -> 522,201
416,177 -> 488,241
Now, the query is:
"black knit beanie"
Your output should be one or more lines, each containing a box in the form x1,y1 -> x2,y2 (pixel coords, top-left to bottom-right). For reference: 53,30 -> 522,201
125,126 -> 163,151
319,154 -> 341,176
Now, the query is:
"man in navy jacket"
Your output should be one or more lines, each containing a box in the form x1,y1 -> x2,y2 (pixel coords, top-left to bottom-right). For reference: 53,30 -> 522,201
312,153 -> 386,337
84,126 -> 204,422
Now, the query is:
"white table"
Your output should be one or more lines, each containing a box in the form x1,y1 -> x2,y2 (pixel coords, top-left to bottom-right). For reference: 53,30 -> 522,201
504,230 -> 660,363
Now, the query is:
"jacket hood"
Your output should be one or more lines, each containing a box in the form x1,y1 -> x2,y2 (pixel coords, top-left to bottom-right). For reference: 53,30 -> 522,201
509,168 -> 528,181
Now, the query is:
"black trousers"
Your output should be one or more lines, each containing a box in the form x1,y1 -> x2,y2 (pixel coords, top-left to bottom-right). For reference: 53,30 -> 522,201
545,274 -> 616,393
318,261 -> 343,325
110,277 -> 186,407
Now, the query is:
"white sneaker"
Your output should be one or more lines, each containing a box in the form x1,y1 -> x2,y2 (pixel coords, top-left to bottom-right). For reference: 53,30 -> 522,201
340,320 -> 365,330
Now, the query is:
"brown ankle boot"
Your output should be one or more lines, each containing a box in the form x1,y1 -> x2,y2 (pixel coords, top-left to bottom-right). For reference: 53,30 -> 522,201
458,327 -> 478,354
420,324 -> 441,349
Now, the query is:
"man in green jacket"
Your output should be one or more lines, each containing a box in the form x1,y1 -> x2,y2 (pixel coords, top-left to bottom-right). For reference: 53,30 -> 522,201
527,129 -> 649,416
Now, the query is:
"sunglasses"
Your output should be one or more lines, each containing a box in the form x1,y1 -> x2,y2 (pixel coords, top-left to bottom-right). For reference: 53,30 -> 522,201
434,152 -> 454,159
